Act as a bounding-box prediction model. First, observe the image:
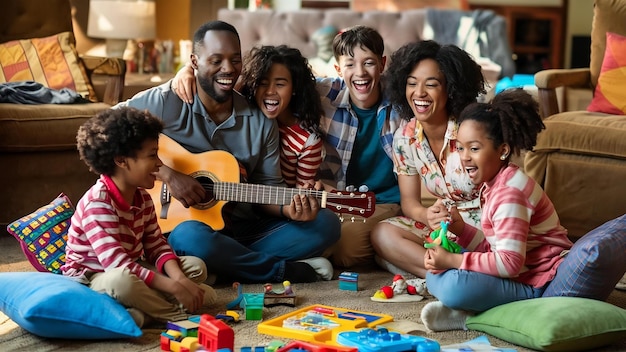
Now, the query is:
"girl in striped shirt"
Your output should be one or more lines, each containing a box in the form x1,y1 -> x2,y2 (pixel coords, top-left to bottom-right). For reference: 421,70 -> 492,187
239,45 -> 325,188
420,89 -> 572,331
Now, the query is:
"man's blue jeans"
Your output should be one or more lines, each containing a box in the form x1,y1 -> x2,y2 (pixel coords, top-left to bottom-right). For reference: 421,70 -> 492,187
168,208 -> 340,283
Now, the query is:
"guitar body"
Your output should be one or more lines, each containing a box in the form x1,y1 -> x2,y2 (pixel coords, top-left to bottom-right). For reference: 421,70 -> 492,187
149,134 -> 376,233
149,134 -> 239,232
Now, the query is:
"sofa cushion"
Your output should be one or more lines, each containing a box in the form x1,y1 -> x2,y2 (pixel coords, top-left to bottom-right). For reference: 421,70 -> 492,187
0,31 -> 96,101
0,101 -> 110,152
525,113 -> 626,239
533,112 -> 626,160
466,297 -> 626,351
588,32 -> 626,115
6,193 -> 73,274
590,0 -> 626,87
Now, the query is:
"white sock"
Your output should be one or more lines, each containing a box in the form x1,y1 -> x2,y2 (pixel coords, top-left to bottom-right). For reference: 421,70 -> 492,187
298,257 -> 334,281
420,301 -> 469,332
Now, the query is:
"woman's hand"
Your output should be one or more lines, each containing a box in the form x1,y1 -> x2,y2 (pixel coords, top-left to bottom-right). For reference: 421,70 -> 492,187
171,63 -> 196,104
427,199 -> 450,229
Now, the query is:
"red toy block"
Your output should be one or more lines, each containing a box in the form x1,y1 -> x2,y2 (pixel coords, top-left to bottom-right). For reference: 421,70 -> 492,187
197,314 -> 235,352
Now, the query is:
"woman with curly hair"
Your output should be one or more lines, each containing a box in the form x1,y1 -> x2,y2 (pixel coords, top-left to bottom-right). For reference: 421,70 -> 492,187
371,40 -> 487,279
239,45 -> 324,188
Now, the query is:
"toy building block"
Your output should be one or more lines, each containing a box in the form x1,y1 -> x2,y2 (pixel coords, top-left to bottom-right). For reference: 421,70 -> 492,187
215,310 -> 240,323
338,272 -> 359,291
336,327 -> 440,352
197,314 -> 234,352
242,293 -> 265,320
167,317 -> 201,338
240,346 -> 266,352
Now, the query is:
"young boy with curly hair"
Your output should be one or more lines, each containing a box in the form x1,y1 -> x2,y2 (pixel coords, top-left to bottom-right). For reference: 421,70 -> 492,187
62,107 -> 217,328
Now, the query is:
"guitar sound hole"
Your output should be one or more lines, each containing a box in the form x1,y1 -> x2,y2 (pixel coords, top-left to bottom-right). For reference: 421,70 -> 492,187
195,176 -> 215,204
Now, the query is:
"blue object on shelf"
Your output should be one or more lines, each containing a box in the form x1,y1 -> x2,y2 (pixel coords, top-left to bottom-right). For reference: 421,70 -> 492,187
495,74 -> 535,94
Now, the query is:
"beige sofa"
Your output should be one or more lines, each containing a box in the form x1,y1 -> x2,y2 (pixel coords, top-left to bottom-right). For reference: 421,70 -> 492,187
526,0 -> 626,241
0,0 -> 125,234
217,8 -> 512,81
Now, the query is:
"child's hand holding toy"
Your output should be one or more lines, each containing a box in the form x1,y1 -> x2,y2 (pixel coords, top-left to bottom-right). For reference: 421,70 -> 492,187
424,221 -> 463,254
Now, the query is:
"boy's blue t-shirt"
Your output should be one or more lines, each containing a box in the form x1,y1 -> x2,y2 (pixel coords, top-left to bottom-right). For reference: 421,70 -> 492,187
346,103 -> 400,204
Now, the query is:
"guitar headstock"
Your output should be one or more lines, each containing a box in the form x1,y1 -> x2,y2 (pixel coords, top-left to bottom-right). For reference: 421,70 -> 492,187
324,190 -> 376,219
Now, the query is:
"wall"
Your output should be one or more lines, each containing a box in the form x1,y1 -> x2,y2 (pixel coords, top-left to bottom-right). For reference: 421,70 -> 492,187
565,0 -> 593,68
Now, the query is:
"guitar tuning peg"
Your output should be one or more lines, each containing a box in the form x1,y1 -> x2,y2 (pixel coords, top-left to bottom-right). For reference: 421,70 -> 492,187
350,216 -> 355,222
338,214 -> 345,223
345,185 -> 356,192
358,185 -> 369,192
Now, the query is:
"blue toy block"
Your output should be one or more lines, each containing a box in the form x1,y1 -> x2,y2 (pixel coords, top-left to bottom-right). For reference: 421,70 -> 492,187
336,327 -> 440,352
338,272 -> 358,291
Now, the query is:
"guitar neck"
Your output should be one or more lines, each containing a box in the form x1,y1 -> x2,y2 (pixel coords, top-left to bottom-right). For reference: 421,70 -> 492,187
213,182 -> 327,207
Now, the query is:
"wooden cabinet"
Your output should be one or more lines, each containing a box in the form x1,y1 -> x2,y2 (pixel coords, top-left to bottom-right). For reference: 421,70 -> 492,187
470,5 -> 566,74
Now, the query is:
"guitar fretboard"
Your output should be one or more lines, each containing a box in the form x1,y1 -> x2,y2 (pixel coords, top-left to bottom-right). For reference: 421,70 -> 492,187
213,182 -> 328,207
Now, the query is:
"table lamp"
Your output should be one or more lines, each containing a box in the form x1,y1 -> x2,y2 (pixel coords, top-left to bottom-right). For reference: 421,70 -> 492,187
87,0 -> 156,58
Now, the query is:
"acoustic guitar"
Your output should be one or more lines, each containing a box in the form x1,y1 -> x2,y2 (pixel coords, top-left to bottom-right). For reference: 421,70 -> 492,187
148,134 -> 376,233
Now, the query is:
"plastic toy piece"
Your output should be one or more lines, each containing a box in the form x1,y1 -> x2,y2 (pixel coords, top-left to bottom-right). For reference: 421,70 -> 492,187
257,304 -> 393,343
215,310 -> 240,323
161,314 -> 234,352
276,340 -> 357,352
338,272 -> 359,291
197,314 -> 234,352
371,275 -> 425,303
336,327 -> 441,352
226,282 -> 244,310
264,281 -> 297,307
424,221 -> 462,253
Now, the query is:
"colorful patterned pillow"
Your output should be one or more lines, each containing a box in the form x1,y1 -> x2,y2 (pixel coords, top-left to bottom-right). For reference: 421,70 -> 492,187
587,32 -> 626,115
6,193 -> 73,274
0,31 -> 97,102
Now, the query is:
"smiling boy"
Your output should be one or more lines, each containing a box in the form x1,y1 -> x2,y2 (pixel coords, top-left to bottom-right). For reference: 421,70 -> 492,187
316,26 -> 402,268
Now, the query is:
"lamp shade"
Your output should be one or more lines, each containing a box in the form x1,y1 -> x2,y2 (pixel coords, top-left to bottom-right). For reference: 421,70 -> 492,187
87,0 -> 156,40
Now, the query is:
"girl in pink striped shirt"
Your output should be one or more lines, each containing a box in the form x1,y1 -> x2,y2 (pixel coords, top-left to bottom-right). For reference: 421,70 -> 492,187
239,45 -> 324,188
421,89 -> 598,331
62,107 -> 217,327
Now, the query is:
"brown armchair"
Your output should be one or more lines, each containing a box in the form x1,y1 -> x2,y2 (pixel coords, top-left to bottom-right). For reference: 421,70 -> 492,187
525,0 -> 626,240
0,0 -> 126,232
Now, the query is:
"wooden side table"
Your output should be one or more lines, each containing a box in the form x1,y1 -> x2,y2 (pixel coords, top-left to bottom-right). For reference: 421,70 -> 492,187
123,73 -> 175,100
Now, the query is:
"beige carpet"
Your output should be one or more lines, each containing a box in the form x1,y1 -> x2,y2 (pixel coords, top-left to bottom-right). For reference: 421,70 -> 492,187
1,235 -> 625,351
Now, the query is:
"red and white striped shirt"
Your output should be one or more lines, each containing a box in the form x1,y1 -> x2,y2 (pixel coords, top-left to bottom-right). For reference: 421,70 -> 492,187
456,164 -> 573,288
62,175 -> 178,285
279,122 -> 323,188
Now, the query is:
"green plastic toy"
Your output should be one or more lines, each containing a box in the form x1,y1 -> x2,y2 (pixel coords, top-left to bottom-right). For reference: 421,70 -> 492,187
424,221 -> 462,253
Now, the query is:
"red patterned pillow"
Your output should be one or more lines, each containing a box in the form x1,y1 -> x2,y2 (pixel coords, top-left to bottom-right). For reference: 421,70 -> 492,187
0,32 -> 97,102
587,32 -> 626,115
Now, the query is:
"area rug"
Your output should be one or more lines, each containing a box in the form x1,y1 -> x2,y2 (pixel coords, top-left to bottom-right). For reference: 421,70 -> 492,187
1,235 -> 625,351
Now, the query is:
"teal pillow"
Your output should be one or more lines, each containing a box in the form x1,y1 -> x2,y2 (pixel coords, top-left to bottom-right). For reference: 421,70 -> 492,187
0,272 -> 142,339
466,297 -> 626,351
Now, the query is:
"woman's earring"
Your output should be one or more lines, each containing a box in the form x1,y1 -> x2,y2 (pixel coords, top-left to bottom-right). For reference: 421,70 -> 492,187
500,154 -> 507,160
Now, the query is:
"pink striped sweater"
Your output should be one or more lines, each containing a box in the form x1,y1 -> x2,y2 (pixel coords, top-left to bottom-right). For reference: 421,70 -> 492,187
62,175 -> 178,285
456,164 -> 573,288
